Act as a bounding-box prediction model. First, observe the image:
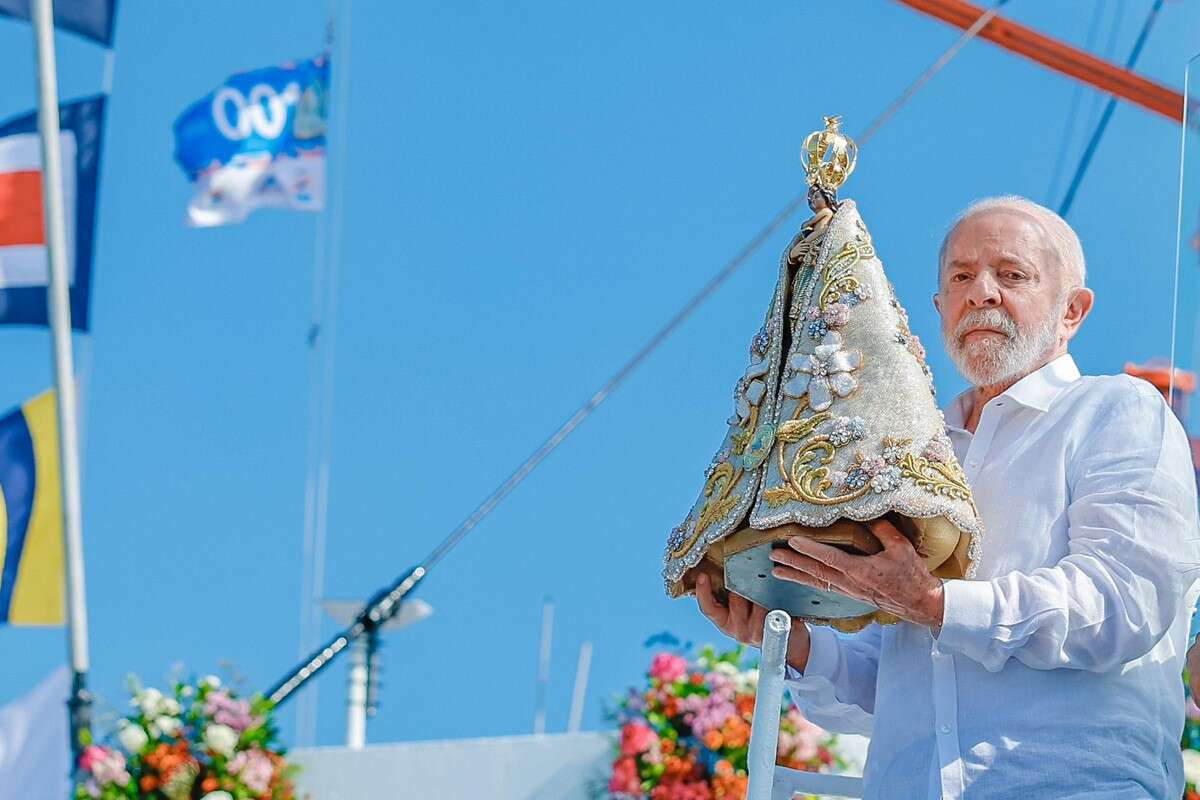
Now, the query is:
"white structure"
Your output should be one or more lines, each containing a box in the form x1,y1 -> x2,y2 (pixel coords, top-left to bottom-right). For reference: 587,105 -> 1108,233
292,732 -> 610,800
321,598 -> 433,749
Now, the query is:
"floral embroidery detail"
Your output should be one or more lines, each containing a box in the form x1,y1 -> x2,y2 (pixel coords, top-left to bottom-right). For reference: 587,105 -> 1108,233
750,328 -> 770,358
870,466 -> 902,493
881,436 -> 909,464
804,303 -> 850,340
667,521 -> 690,551
730,354 -> 770,427
843,285 -> 871,307
843,467 -> 870,490
922,435 -> 954,464
906,334 -> 926,362
894,331 -> 908,345
830,470 -> 848,488
827,416 -> 867,447
859,454 -> 887,475
782,332 -> 862,411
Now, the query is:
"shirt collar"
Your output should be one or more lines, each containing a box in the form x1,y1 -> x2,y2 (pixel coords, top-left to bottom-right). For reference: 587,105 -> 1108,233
944,354 -> 1082,429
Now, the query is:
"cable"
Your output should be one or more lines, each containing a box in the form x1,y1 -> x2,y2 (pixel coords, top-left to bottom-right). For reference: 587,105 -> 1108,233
1058,0 -> 1166,218
1045,0 -> 1108,203
266,0 -> 1005,707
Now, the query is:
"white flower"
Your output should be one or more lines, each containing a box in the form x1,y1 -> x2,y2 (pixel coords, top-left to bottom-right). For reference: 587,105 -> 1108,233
783,332 -> 861,411
153,716 -> 182,738
137,688 -> 164,717
180,685 -> 194,698
117,722 -> 149,754
870,466 -> 902,493
1184,749 -> 1200,786
731,356 -> 770,426
201,793 -> 234,800
162,698 -> 182,716
203,723 -> 239,757
201,675 -> 222,690
713,662 -> 739,677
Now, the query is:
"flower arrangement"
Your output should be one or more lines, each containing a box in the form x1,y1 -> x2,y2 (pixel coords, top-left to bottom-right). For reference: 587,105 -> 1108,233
1182,686 -> 1200,800
75,674 -> 297,800
607,646 -> 844,800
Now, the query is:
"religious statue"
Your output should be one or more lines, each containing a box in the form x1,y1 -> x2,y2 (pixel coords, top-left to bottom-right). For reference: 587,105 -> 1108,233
664,116 -> 983,632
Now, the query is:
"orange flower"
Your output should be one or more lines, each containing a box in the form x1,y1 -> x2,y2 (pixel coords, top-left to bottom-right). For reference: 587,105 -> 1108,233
660,737 -> 676,755
690,673 -> 705,686
663,696 -> 680,717
736,695 -> 755,718
703,728 -> 724,750
139,775 -> 159,792
201,776 -> 219,792
713,771 -> 748,800
713,759 -> 734,777
721,717 -> 750,749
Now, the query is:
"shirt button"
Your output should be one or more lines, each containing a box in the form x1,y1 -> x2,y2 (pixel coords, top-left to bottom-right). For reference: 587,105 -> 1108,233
939,724 -> 952,735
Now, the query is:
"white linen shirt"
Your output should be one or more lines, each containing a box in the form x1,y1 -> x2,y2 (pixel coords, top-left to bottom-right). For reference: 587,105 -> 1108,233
784,355 -> 1200,799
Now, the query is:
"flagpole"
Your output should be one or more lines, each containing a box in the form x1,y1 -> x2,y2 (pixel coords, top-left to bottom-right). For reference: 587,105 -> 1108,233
30,0 -> 91,769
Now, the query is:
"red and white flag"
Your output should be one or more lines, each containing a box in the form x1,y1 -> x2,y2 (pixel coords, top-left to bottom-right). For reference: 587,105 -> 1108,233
0,96 -> 103,330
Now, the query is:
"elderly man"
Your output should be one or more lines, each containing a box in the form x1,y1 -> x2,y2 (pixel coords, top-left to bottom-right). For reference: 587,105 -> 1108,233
695,195 -> 1200,798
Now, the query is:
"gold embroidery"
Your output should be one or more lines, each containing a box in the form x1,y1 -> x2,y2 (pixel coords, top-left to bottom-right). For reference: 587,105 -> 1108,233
898,453 -> 974,504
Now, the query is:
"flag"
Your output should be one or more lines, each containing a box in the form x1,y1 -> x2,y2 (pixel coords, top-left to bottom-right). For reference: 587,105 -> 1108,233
0,390 -> 64,626
0,0 -> 116,46
0,667 -> 71,796
173,55 -> 328,227
0,96 -> 104,331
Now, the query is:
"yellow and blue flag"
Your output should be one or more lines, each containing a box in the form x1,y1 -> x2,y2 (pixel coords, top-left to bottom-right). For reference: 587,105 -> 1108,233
0,390 -> 64,626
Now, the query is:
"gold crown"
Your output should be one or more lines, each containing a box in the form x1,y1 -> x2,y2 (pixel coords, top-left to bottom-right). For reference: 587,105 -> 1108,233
802,115 -> 857,194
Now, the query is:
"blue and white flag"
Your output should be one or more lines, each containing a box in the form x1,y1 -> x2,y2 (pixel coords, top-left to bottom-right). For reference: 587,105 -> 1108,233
172,55 -> 328,228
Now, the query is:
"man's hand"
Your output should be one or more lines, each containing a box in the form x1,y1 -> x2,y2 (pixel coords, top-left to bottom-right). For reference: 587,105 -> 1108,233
694,572 -> 812,671
769,518 -> 946,631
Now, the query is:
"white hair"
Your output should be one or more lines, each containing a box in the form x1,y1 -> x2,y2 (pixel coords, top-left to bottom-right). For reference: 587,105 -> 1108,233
938,195 -> 1086,289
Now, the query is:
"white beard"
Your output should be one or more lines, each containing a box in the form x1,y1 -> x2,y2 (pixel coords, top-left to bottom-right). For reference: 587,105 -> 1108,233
946,307 -> 1060,387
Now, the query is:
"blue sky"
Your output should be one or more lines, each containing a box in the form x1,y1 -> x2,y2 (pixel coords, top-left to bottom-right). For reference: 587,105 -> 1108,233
1,1 -> 1199,748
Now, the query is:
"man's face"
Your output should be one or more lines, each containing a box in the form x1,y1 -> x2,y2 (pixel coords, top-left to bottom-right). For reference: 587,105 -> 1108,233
934,210 -> 1068,387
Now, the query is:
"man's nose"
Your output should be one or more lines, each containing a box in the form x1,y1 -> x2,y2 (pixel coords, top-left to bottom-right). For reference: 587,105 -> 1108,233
966,273 -> 1001,308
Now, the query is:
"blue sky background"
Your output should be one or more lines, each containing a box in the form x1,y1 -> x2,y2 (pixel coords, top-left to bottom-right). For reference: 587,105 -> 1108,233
1,1 -> 1199,748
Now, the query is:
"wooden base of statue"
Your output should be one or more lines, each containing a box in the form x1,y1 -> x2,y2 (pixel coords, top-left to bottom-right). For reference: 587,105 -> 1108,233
678,515 -> 972,633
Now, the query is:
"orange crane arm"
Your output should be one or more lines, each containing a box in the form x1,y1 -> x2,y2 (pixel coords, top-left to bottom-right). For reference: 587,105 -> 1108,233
894,0 -> 1184,122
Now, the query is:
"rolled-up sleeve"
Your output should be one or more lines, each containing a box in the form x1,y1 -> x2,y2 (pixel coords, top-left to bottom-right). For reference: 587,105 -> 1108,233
784,623 -> 881,735
938,384 -> 1200,673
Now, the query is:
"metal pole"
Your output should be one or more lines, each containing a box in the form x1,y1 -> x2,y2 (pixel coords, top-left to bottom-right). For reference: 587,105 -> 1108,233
533,597 -> 554,735
566,641 -> 592,734
746,611 -> 790,800
345,635 -> 368,749
30,0 -> 91,769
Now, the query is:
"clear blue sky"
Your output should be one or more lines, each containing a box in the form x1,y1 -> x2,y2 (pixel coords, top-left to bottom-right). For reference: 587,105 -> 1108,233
0,1 -> 1198,747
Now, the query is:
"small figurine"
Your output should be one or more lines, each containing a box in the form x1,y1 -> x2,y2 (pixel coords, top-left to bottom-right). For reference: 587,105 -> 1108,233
663,116 -> 983,632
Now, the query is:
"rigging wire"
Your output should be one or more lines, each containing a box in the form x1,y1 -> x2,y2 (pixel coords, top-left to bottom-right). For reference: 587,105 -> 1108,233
267,0 -> 1010,705
1045,0 -> 1108,203
1058,0 -> 1166,217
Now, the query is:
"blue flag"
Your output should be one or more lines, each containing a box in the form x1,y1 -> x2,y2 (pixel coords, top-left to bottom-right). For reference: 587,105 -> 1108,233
0,0 -> 116,46
173,55 -> 329,227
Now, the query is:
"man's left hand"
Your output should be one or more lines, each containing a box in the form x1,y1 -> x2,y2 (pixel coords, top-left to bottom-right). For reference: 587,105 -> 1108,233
769,518 -> 946,631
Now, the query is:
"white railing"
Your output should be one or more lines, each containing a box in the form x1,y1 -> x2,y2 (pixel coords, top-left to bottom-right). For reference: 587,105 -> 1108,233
746,610 -> 865,800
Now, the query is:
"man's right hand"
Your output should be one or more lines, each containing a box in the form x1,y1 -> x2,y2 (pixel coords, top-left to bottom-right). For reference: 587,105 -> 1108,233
694,572 -> 812,672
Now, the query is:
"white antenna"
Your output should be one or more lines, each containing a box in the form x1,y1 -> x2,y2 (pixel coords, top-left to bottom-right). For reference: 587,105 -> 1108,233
533,597 -> 554,735
567,641 -> 593,734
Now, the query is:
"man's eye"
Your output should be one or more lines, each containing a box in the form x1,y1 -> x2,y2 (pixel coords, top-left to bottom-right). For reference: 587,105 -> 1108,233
1003,272 -> 1027,281
951,273 -> 970,283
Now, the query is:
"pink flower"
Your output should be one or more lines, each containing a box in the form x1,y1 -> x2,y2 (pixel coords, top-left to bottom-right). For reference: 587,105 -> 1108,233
906,334 -> 926,361
1188,696 -> 1200,721
609,756 -> 642,793
650,653 -> 688,683
204,690 -> 258,732
229,748 -> 275,794
922,437 -> 953,464
823,303 -> 850,327
859,454 -> 887,477
621,722 -> 659,756
79,745 -> 130,788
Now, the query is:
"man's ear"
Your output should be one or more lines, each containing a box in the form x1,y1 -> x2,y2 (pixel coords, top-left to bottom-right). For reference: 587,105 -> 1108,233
1062,287 -> 1095,340
932,292 -> 941,314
